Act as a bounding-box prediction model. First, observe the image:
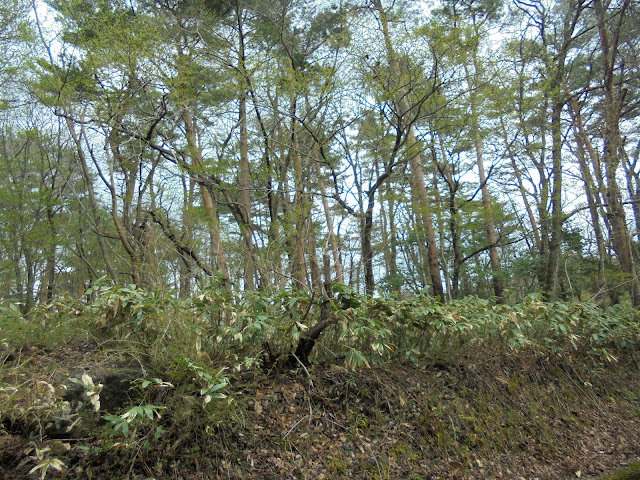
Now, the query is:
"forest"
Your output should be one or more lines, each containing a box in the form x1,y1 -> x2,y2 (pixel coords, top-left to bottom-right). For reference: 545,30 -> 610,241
1,0 -> 640,478
0,0 -> 637,306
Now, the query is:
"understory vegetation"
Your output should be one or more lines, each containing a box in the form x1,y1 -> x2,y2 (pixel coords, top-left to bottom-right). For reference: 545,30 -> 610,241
2,287 -> 640,479
4,282 -> 640,371
2,0 -> 640,477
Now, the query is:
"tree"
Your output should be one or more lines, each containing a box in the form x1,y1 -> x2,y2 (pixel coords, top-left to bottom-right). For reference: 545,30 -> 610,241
428,0 -> 506,301
0,118 -> 80,311
0,0 -> 31,108
592,0 -> 640,305
513,0 -> 590,299
355,0 -> 444,298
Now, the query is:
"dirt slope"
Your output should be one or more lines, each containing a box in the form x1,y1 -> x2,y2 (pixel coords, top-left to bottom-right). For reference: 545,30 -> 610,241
1,345 -> 639,479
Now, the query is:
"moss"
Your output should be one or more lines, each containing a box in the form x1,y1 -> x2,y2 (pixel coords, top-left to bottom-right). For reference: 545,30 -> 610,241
389,441 -> 419,463
352,414 -> 369,431
358,459 -> 378,475
605,463 -> 640,480
328,455 -> 347,476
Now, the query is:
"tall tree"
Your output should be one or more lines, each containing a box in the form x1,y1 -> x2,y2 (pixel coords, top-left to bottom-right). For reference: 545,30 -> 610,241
368,0 -> 444,299
592,0 -> 640,305
514,0 -> 589,298
433,0 -> 505,301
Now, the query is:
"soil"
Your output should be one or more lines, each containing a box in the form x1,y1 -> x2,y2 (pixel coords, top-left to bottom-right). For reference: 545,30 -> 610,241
1,344 -> 639,479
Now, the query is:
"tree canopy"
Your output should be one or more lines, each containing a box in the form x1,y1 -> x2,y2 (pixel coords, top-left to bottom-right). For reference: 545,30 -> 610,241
1,0 -> 640,308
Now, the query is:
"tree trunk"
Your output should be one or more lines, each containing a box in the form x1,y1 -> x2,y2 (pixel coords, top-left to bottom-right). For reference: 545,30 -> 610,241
569,97 -> 608,301
237,9 -> 256,290
594,0 -> 639,306
380,182 -> 400,292
41,205 -> 57,302
436,133 -> 462,299
362,207 -> 375,295
104,129 -> 141,287
179,174 -> 195,298
622,151 -> 640,244
407,131 -> 444,300
316,161 -> 344,284
502,121 -> 542,254
545,96 -> 564,299
183,108 -> 229,284
464,63 -> 503,302
373,0 -> 443,300
65,118 -> 118,283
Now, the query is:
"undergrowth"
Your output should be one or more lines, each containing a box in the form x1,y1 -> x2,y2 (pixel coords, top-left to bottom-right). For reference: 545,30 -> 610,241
2,282 -> 639,370
1,284 -> 640,478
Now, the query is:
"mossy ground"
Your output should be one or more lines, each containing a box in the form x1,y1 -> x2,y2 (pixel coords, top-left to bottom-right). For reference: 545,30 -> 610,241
604,463 -> 640,480
1,341 -> 639,479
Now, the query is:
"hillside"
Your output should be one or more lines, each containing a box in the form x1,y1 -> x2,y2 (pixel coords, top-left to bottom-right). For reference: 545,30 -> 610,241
2,341 -> 639,479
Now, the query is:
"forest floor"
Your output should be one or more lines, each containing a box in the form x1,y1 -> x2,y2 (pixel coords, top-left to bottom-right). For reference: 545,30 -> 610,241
1,342 -> 640,480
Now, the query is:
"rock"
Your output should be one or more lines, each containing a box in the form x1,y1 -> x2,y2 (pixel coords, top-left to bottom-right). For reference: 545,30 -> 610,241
63,365 -> 147,413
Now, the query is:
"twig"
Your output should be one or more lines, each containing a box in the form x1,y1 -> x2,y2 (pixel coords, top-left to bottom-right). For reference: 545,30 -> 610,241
283,414 -> 309,438
290,353 -> 313,390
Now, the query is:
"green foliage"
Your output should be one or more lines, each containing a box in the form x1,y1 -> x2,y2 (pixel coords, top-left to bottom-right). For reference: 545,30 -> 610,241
605,463 -> 640,480
69,373 -> 103,411
28,449 -> 66,480
0,0 -> 32,100
0,298 -> 90,347
2,283 -> 640,478
323,292 -> 640,367
103,404 -> 165,437
84,280 -> 168,337
71,283 -> 640,370
339,297 -> 396,367
170,358 -> 229,405
204,286 -> 326,367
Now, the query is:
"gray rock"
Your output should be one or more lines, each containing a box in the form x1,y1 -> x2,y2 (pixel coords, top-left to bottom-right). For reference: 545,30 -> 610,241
63,366 -> 146,413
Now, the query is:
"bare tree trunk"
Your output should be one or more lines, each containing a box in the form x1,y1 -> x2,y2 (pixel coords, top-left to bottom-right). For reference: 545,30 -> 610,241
316,161 -> 344,283
40,205 -> 57,302
104,135 -> 141,287
308,220 -> 322,292
501,121 -> 542,254
464,64 -> 503,302
436,133 -> 462,299
238,91 -> 256,289
622,148 -> 640,244
66,119 -> 118,283
33,4 -> 118,286
380,182 -> 400,292
290,114 -> 309,289
362,208 -> 375,295
409,188 -> 429,289
543,0 -> 583,298
545,96 -> 564,299
569,98 -> 608,301
431,165 -> 452,301
387,190 -> 400,287
594,0 -> 639,306
183,108 -> 229,284
23,249 -> 36,314
373,0 -> 444,300
407,131 -> 444,300
237,9 -> 255,290
179,175 -> 195,298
